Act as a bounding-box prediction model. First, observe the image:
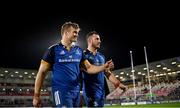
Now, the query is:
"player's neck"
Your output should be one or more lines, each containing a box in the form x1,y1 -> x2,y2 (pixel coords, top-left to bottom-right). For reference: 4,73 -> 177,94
61,39 -> 72,51
87,47 -> 97,55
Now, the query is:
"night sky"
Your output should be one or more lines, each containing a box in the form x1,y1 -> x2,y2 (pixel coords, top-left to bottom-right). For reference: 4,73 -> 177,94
1,4 -> 179,70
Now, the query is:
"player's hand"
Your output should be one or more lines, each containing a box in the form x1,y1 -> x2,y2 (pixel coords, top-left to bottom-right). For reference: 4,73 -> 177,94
105,59 -> 114,70
33,96 -> 41,107
114,82 -> 127,92
119,84 -> 127,93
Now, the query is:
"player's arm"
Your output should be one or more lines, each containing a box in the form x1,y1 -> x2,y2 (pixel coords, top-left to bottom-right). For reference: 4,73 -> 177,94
33,60 -> 51,107
105,70 -> 127,91
81,59 -> 114,74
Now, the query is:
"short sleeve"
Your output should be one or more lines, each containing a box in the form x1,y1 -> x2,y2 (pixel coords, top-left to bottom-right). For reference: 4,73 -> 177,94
42,46 -> 55,65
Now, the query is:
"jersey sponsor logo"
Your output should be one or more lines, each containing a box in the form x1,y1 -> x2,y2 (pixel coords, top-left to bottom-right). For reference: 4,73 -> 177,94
59,58 -> 80,62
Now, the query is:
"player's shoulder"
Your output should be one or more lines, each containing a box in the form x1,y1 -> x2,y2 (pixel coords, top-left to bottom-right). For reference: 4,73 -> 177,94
83,49 -> 90,55
48,43 -> 59,49
74,45 -> 81,49
97,51 -> 104,57
74,45 -> 83,51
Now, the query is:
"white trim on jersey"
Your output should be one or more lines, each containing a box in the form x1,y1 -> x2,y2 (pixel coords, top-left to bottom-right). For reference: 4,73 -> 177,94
54,91 -> 61,105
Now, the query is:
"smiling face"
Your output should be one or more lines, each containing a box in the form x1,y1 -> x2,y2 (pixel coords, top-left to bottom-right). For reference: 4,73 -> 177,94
65,26 -> 80,43
60,22 -> 80,43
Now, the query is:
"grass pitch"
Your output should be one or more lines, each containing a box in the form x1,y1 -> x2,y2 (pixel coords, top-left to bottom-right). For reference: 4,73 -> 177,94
105,102 -> 180,108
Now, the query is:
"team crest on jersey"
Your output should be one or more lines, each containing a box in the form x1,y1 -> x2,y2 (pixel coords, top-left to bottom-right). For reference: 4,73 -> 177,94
69,55 -> 73,58
89,56 -> 93,60
75,50 -> 81,55
60,50 -> 65,55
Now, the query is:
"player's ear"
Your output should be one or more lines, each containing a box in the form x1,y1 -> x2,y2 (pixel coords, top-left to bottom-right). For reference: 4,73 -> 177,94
65,32 -> 69,35
65,32 -> 70,38
89,37 -> 93,43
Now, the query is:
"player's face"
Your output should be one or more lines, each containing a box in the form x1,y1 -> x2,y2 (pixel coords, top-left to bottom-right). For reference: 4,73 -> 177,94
66,27 -> 80,42
91,34 -> 101,49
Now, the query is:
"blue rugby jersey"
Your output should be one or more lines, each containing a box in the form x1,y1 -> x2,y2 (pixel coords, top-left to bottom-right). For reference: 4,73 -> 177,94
82,49 -> 105,96
42,43 -> 86,91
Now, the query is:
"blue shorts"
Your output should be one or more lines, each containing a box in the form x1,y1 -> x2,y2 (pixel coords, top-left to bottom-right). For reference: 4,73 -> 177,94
52,87 -> 80,107
83,92 -> 105,107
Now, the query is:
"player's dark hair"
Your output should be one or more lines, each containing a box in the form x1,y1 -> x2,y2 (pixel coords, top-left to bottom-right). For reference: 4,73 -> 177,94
86,31 -> 99,42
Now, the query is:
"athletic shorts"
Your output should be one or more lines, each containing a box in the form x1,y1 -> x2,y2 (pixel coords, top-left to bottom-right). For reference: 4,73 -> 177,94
83,92 -> 105,107
52,87 -> 80,107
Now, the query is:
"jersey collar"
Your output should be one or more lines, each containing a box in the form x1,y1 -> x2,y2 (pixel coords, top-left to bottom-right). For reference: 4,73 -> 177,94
86,49 -> 98,56
59,42 -> 75,49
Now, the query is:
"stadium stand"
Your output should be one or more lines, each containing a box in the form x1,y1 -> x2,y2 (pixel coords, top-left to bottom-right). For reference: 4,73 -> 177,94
0,68 -> 52,107
0,56 -> 180,106
106,56 -> 180,105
